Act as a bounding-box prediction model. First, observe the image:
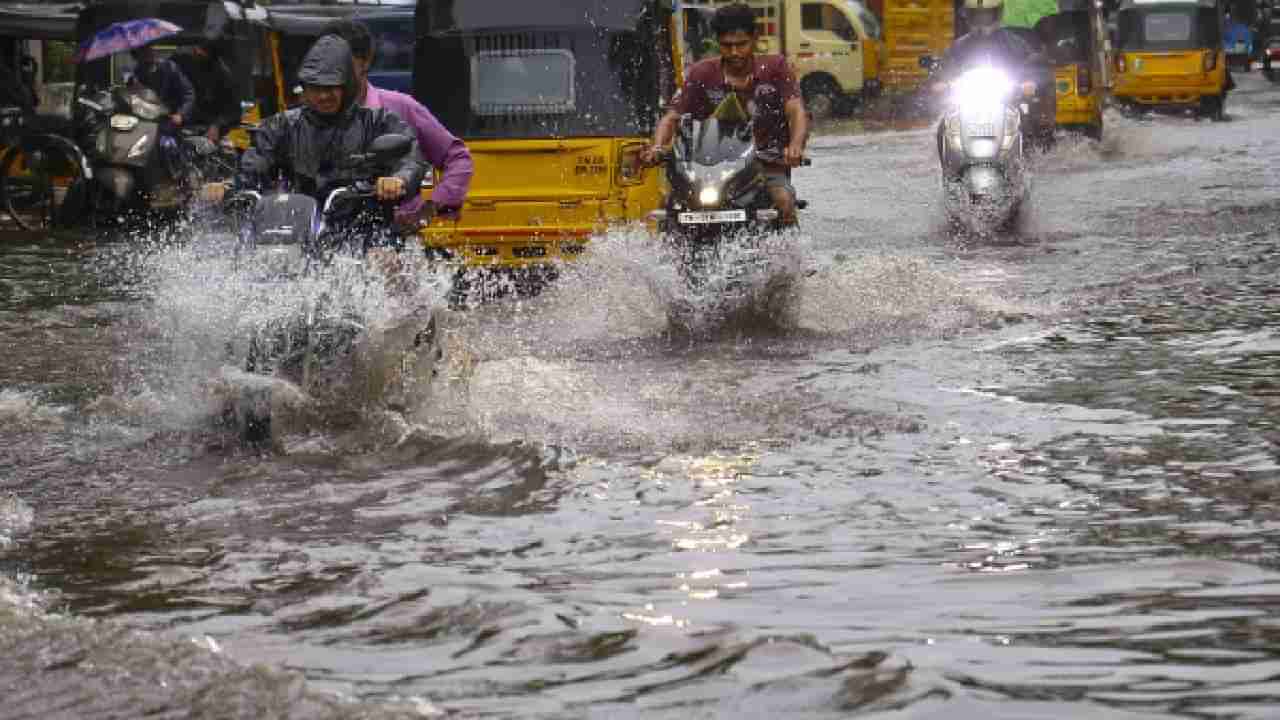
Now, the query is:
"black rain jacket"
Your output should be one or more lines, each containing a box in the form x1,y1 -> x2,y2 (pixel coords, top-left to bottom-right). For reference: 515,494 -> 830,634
937,29 -> 1051,85
236,35 -> 426,199
172,51 -> 239,134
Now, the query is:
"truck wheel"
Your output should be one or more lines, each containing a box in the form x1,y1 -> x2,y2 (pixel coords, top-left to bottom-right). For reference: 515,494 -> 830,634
802,77 -> 840,120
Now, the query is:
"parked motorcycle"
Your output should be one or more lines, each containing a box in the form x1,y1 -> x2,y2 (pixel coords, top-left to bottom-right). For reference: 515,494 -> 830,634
217,134 -> 444,443
75,85 -> 232,219
924,58 -> 1031,236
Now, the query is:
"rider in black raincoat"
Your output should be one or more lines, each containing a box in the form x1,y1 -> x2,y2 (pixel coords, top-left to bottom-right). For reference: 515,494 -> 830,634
212,34 -> 425,202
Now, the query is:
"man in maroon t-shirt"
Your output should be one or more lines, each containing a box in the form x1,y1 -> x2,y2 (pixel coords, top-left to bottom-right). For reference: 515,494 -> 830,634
641,3 -> 808,225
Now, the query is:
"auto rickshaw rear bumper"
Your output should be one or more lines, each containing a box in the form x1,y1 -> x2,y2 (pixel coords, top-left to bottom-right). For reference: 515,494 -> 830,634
1113,76 -> 1225,106
419,224 -> 594,268
1055,95 -> 1101,125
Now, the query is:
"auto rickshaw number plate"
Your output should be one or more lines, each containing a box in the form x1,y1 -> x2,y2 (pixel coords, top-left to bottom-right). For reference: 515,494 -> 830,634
678,210 -> 747,225
110,114 -> 139,131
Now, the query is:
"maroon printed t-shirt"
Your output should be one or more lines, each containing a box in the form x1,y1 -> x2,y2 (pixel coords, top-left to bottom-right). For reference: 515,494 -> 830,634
671,54 -> 800,166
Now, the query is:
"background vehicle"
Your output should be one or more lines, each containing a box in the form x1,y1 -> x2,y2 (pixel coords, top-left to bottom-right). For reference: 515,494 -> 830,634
1034,2 -> 1106,140
412,0 -> 677,284
880,0 -> 955,93
927,60 -> 1030,236
1111,0 -> 1228,120
1225,11 -> 1253,70
1264,35 -> 1280,77
680,0 -> 885,118
72,1 -> 270,149
0,1 -> 84,231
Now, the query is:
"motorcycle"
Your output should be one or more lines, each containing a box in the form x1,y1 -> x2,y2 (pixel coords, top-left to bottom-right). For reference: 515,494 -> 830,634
216,134 -> 444,443
643,116 -> 809,330
924,58 -> 1032,236
75,85 -> 232,219
648,116 -> 806,281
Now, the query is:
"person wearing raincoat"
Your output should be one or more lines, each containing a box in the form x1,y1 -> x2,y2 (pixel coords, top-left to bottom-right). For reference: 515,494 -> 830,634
200,34 -> 425,208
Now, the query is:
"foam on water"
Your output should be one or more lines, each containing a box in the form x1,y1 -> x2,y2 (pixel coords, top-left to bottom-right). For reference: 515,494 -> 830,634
0,389 -> 66,431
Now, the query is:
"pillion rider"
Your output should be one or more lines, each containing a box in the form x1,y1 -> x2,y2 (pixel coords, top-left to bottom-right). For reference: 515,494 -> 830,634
639,2 -> 808,226
200,34 -> 425,210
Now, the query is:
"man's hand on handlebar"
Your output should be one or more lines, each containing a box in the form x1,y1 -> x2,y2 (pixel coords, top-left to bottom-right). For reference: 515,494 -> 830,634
200,181 -> 227,205
375,176 -> 406,201
639,144 -> 669,167
784,142 -> 806,168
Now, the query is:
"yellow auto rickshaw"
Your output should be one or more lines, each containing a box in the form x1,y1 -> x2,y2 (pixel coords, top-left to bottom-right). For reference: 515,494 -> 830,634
1111,0 -> 1228,119
1035,2 -> 1106,139
411,0 -> 678,276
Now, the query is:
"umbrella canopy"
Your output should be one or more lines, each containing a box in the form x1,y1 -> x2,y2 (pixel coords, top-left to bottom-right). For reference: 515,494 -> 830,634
71,17 -> 183,64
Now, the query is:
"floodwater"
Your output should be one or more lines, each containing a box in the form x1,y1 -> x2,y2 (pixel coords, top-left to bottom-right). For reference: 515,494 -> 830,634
4,75 -> 1280,719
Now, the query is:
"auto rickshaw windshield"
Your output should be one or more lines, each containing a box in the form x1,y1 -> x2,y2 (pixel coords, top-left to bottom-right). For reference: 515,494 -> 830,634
1117,6 -> 1221,51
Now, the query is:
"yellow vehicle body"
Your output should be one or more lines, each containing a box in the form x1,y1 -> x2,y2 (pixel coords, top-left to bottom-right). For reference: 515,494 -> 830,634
411,0 -> 677,272
419,138 -> 659,268
1054,63 -> 1103,129
881,0 -> 954,92
1110,0 -> 1227,113
1112,49 -> 1226,106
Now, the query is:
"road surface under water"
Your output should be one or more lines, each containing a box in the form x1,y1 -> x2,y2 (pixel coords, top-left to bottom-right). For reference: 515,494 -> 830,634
4,75 -> 1280,718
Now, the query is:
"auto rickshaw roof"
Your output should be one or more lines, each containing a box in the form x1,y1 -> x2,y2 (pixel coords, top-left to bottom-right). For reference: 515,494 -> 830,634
0,2 -> 82,40
74,0 -> 240,44
415,0 -> 663,34
261,4 -> 364,36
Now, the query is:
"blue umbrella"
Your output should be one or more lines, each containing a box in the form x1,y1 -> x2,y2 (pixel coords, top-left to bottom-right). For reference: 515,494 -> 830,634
71,18 -> 183,64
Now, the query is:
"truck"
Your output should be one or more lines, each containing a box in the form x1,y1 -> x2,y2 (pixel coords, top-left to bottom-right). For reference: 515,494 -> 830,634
878,0 -> 956,92
678,0 -> 885,118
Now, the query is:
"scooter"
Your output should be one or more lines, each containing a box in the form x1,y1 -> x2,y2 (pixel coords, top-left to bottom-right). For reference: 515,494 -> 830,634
76,85 -> 225,218
923,58 -> 1031,236
218,134 -> 444,443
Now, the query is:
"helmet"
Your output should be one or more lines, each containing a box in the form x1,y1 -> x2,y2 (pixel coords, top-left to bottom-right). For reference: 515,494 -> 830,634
964,0 -> 1004,35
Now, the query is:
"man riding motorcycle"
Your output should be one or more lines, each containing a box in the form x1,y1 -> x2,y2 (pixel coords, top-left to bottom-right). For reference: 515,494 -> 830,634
200,34 -> 425,215
640,2 -> 808,226
930,0 -> 1055,152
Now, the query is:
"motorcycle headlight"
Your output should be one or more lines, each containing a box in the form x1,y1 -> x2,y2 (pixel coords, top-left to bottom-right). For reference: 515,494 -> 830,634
698,186 -> 721,207
952,67 -> 1013,107
128,94 -> 167,121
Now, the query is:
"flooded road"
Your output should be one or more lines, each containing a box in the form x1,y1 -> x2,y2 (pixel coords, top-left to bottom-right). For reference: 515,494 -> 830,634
5,75 -> 1280,718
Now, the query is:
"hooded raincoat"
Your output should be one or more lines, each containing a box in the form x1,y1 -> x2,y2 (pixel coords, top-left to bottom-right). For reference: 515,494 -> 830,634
236,35 -> 426,199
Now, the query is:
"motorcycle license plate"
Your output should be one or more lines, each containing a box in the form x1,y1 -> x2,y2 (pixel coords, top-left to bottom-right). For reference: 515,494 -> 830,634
967,123 -> 997,137
677,210 -> 747,225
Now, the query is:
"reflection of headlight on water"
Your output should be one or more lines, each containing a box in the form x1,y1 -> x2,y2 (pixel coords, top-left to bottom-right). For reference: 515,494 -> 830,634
698,186 -> 721,206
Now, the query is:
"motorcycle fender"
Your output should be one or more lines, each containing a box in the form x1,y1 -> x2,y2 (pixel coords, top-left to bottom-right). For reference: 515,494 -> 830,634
95,166 -> 135,201
964,165 -> 1005,196
29,133 -> 92,180
255,193 -> 319,248
107,124 -> 158,170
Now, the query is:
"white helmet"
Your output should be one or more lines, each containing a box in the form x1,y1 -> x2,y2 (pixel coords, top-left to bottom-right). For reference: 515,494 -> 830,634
964,0 -> 1004,35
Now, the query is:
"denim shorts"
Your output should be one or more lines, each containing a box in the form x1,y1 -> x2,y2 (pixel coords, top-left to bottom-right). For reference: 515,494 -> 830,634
762,168 -> 796,200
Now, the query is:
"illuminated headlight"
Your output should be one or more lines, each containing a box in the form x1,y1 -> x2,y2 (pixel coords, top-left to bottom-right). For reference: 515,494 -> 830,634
953,67 -> 1013,107
128,94 -> 167,120
127,134 -> 151,159
698,186 -> 721,206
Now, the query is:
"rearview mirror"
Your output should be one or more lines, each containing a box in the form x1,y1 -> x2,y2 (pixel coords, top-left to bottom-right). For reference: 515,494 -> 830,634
365,133 -> 412,165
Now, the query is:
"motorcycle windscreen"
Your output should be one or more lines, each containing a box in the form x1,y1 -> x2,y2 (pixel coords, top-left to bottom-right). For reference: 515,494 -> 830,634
255,193 -> 318,248
682,118 -> 753,166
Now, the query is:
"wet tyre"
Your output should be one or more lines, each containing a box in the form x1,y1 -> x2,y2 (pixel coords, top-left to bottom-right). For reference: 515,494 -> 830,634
0,139 -> 81,232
